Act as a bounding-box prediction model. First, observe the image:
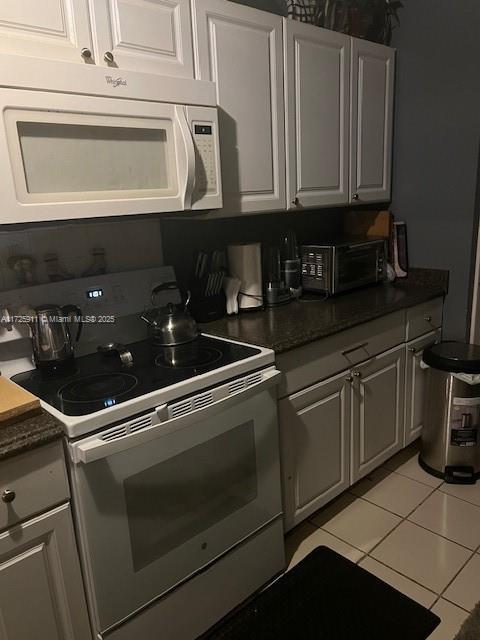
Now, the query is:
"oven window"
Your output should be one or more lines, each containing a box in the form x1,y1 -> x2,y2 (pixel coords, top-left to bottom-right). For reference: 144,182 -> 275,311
337,249 -> 378,286
124,422 -> 258,572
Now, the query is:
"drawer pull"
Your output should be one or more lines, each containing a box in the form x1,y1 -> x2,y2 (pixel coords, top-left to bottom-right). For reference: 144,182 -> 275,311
2,489 -> 16,504
424,316 -> 433,322
353,370 -> 362,378
342,342 -> 369,357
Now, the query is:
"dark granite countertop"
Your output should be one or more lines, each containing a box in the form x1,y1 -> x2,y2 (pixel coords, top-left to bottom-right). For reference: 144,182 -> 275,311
201,268 -> 449,354
0,410 -> 64,461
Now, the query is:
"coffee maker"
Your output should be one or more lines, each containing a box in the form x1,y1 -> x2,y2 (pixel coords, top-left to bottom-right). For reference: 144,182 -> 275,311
281,230 -> 302,299
263,231 -> 302,307
263,246 -> 291,307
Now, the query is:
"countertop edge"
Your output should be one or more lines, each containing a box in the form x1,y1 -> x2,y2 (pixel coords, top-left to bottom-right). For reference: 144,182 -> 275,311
201,274 -> 448,355
0,411 -> 64,462
271,288 -> 446,354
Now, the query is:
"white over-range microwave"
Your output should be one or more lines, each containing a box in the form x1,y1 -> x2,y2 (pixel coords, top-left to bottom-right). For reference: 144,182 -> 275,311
0,56 -> 222,224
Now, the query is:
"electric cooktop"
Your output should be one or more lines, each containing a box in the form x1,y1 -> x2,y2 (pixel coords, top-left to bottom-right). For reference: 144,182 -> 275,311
12,335 -> 260,417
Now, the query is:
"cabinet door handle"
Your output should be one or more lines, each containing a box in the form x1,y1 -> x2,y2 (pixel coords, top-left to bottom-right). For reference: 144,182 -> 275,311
352,370 -> 361,378
292,197 -> 299,206
352,193 -> 360,201
409,347 -> 424,358
81,47 -> 92,60
345,375 -> 354,383
104,51 -> 115,63
2,489 -> 16,504
424,315 -> 432,322
342,342 -> 368,357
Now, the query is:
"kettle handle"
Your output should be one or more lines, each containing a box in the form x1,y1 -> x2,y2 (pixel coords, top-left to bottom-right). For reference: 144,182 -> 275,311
62,305 -> 83,342
151,281 -> 179,306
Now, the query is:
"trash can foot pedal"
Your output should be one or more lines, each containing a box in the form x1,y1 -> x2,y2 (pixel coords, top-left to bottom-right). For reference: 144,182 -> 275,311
445,466 -> 476,485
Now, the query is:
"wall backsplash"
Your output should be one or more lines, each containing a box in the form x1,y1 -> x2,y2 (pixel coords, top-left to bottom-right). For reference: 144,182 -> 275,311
0,217 -> 164,292
161,208 -> 355,288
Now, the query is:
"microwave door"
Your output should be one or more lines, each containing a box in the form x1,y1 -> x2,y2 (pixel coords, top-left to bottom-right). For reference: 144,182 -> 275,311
0,89 -> 203,223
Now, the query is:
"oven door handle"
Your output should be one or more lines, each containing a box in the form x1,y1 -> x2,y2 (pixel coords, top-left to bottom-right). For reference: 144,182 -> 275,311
70,368 -> 282,465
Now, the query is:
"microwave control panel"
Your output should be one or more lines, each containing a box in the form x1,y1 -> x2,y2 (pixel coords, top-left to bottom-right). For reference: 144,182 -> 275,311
192,122 -> 217,195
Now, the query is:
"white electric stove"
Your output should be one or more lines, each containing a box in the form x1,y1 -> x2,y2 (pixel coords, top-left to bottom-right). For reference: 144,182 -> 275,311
3,267 -> 285,640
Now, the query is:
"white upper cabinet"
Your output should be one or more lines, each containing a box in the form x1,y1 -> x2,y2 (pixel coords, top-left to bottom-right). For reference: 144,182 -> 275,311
192,0 -> 286,214
0,0 -> 194,78
284,21 -> 350,210
0,0 -> 93,63
89,0 -> 194,77
350,37 -> 395,203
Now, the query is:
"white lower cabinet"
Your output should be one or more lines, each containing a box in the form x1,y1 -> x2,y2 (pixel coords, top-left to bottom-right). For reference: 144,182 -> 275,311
0,503 -> 91,640
404,329 -> 442,447
279,299 -> 443,531
279,371 -> 350,531
350,344 -> 405,483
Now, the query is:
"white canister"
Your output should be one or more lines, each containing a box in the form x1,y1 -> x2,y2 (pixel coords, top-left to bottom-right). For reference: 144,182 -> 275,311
227,242 -> 263,310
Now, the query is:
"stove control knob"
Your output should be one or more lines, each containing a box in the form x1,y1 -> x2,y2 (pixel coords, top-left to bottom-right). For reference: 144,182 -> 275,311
98,343 -> 133,368
2,489 -> 16,504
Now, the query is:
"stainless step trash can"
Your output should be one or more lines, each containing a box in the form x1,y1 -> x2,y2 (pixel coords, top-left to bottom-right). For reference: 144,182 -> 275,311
420,342 -> 480,484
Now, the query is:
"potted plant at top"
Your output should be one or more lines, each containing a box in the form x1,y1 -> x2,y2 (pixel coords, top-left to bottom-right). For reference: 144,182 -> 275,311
286,0 -> 403,45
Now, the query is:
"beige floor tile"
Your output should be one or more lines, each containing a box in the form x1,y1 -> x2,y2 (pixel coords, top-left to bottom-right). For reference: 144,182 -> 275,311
285,521 -> 364,569
359,557 -> 437,608
440,482 -> 480,507
371,521 -> 471,593
311,493 -> 401,553
384,451 -> 443,488
428,599 -> 469,640
350,467 -> 433,517
409,491 -> 480,550
443,554 -> 480,612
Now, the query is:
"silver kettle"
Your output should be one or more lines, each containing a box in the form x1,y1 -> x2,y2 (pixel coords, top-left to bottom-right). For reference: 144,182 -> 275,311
30,304 -> 82,373
141,282 -> 198,346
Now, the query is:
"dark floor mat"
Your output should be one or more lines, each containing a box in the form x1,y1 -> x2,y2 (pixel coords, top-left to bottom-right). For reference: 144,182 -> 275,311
202,546 -> 440,640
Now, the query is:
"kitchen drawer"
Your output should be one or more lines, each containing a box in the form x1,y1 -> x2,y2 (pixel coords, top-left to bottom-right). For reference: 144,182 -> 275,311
405,298 -> 443,341
0,441 -> 69,531
277,310 -> 405,398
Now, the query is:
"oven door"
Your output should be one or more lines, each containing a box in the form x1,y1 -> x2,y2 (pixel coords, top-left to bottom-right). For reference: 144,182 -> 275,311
334,242 -> 383,293
68,368 -> 283,634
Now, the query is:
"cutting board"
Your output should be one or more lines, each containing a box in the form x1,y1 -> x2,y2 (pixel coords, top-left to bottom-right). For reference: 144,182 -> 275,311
343,210 -> 393,239
0,377 -> 41,425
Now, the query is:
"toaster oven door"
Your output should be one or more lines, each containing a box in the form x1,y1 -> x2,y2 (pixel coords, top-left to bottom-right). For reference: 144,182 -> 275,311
334,243 -> 384,293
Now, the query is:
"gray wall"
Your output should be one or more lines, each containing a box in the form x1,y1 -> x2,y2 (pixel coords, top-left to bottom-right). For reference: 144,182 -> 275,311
391,1 -> 480,340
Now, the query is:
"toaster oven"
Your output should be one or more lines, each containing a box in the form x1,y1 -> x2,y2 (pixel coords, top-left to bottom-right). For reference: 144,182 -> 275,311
301,238 -> 387,295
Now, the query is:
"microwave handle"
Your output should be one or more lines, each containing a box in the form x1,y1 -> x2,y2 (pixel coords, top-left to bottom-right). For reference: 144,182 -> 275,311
174,105 -> 196,211
70,368 -> 281,465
